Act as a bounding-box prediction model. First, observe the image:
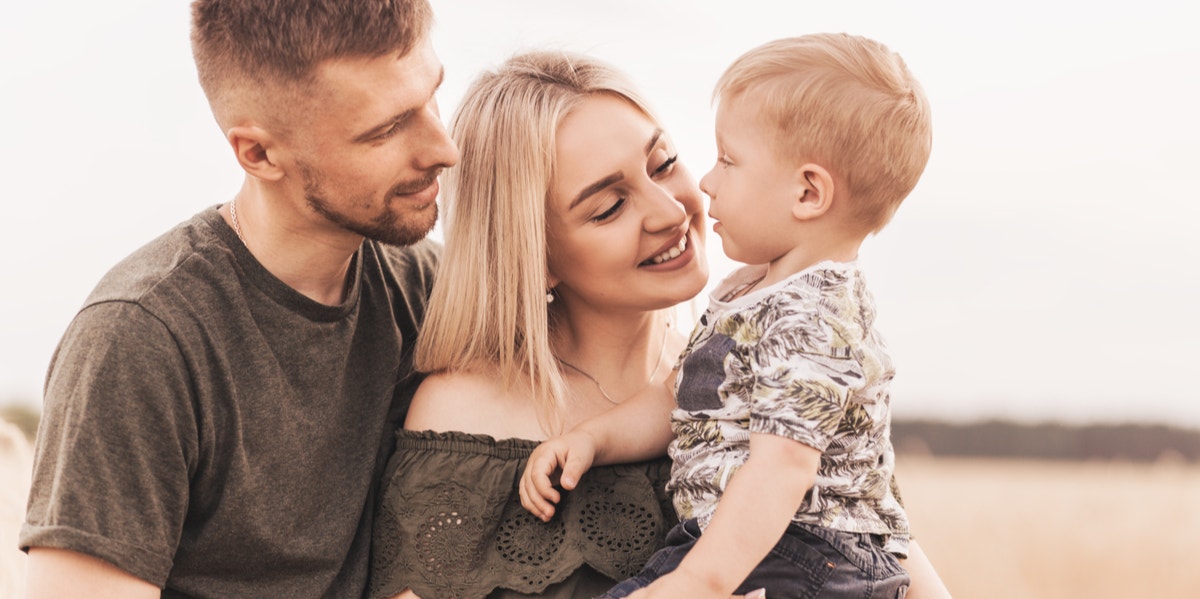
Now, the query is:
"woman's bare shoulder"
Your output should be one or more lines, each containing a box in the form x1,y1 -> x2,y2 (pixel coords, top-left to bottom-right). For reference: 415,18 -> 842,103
406,369 -> 500,430
404,368 -> 540,439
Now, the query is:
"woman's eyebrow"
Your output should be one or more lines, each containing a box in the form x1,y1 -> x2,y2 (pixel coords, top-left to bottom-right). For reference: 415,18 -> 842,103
644,128 -> 663,154
570,172 -> 624,210
569,128 -> 665,210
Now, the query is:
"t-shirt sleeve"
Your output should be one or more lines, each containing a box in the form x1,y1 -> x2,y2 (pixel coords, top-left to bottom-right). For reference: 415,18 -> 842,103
746,308 -> 858,451
21,301 -> 197,587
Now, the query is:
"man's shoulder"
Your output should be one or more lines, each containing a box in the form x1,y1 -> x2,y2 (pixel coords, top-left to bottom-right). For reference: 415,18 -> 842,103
86,208 -> 226,308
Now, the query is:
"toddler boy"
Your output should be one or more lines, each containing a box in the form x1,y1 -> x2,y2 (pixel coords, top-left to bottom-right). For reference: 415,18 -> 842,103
522,33 -> 932,598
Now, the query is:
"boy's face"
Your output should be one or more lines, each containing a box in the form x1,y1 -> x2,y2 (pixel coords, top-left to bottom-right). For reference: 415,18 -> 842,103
699,98 -> 805,266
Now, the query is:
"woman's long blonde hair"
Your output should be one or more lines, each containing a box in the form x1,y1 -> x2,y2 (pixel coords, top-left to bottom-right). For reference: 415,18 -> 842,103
414,50 -> 661,431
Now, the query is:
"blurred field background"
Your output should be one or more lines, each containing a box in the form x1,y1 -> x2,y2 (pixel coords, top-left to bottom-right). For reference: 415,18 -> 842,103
898,456 -> 1200,598
3,408 -> 1198,598
1,415 -> 32,599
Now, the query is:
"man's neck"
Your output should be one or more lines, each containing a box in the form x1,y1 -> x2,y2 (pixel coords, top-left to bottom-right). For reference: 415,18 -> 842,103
223,184 -> 362,306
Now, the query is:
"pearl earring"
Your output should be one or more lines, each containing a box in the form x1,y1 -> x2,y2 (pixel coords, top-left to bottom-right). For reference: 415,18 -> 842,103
546,290 -> 555,304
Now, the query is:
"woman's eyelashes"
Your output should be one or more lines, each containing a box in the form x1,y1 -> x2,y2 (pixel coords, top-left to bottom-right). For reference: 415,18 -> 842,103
590,197 -> 625,223
588,152 -> 677,224
652,154 -> 679,178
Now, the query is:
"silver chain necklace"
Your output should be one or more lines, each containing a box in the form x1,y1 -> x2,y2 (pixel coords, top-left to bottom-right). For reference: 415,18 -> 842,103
229,200 -> 246,245
557,321 -> 671,404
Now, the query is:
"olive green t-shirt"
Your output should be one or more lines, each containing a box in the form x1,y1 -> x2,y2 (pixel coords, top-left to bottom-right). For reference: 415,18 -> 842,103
21,206 -> 439,598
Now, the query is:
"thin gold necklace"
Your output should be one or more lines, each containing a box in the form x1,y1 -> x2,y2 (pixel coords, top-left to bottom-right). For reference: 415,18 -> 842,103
229,200 -> 247,245
557,321 -> 671,405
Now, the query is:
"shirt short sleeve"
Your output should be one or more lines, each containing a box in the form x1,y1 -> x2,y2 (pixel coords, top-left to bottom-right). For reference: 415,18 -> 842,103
746,302 -> 857,452
21,301 -> 198,586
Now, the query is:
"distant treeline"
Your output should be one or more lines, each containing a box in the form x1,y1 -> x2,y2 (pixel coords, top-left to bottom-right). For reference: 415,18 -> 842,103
893,419 -> 1200,462
5,404 -> 1199,462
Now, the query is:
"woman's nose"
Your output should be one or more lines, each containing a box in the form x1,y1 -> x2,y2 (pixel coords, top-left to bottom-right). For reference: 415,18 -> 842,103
642,182 -> 688,232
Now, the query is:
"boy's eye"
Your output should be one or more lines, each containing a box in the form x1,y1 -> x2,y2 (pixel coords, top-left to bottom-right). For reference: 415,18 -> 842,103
590,198 -> 625,223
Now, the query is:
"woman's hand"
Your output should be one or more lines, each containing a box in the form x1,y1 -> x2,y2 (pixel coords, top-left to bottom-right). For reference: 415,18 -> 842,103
518,430 -> 597,521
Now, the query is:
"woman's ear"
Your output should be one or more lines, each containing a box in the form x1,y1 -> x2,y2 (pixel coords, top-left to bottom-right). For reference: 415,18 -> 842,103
227,125 -> 286,182
792,163 -> 836,221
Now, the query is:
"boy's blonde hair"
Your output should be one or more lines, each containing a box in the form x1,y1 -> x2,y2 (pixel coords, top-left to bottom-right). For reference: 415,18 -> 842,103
414,51 -> 660,432
715,33 -> 932,232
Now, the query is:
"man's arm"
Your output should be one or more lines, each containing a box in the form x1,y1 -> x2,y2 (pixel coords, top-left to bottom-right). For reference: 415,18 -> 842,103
22,303 -> 194,589
26,548 -> 159,599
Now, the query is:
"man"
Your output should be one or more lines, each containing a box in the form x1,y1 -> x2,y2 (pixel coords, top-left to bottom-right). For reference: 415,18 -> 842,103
20,1 -> 458,596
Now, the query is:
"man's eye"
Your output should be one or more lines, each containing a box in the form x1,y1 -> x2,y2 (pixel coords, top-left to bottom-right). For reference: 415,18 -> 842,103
376,123 -> 402,140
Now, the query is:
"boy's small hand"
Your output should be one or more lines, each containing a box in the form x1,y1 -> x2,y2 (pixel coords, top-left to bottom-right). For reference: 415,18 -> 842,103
518,431 -> 597,521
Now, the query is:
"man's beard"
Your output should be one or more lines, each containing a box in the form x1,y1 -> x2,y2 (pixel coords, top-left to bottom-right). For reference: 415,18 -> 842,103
300,163 -> 440,247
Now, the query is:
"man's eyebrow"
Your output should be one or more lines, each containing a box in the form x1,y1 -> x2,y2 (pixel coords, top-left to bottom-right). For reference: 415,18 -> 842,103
353,66 -> 446,143
568,128 -> 665,210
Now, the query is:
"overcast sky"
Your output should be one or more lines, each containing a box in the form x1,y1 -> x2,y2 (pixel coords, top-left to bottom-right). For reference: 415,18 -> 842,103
1,0 -> 1197,428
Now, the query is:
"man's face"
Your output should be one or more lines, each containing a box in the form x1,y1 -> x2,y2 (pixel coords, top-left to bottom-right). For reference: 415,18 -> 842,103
286,36 -> 459,246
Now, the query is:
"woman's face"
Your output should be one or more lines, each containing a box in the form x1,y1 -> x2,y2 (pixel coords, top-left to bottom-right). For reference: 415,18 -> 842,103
546,94 -> 708,313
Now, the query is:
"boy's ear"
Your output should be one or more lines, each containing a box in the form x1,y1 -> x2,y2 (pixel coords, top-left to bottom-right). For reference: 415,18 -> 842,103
227,125 -> 286,182
792,163 -> 836,221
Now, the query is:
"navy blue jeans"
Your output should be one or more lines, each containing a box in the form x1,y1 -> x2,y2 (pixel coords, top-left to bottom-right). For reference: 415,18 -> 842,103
598,519 -> 909,599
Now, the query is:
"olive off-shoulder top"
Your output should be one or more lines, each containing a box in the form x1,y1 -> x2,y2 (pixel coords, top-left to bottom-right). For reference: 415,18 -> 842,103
370,430 -> 677,599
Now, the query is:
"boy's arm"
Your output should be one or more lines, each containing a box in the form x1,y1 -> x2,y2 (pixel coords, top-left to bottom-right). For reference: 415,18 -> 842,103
581,371 -> 677,465
519,374 -> 676,520
629,432 -> 820,599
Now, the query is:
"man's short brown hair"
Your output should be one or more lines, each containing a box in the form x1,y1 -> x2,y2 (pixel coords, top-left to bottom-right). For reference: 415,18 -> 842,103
191,0 -> 433,118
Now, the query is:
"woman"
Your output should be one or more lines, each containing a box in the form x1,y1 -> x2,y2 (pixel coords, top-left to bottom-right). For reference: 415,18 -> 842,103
370,51 -> 949,599
370,50 -> 705,599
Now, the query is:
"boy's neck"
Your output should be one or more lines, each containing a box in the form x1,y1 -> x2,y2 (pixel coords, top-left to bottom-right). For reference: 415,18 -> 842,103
758,228 -> 865,290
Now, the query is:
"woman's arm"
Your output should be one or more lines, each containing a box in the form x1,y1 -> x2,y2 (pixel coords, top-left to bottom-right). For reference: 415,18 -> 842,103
900,539 -> 953,599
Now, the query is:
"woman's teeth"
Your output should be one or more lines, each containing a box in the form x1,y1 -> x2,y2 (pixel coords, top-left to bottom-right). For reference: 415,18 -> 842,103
650,237 -> 688,264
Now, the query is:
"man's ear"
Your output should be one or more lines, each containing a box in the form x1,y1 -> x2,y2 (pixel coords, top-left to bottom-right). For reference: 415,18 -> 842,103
792,163 -> 836,221
227,125 -> 286,182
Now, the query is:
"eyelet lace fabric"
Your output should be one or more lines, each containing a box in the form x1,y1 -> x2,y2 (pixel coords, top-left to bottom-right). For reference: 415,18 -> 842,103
370,430 -> 676,599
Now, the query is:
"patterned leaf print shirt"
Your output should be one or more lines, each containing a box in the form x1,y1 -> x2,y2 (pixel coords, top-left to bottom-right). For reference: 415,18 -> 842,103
668,261 -> 910,555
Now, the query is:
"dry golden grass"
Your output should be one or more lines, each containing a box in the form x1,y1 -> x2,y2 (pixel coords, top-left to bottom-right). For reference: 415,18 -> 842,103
1,419 -> 32,599
897,456 -> 1200,599
5,440 -> 1196,598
